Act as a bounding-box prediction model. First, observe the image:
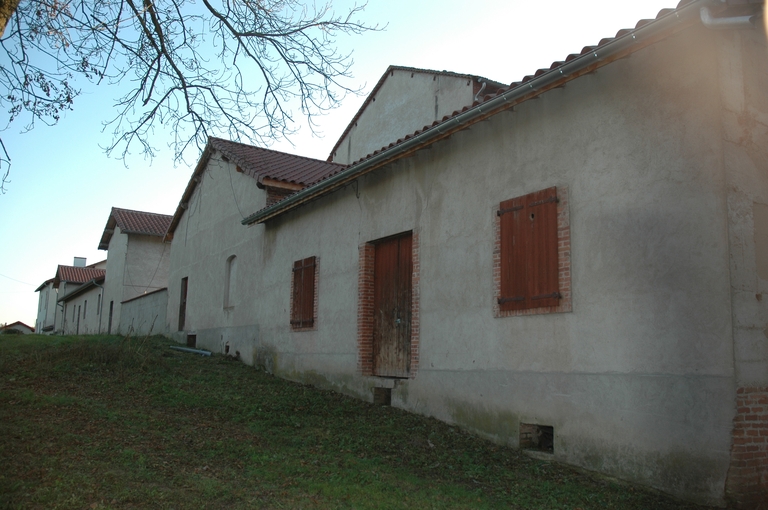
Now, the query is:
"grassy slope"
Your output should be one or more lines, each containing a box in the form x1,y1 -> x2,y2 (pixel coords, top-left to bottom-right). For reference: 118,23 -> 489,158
0,335 -> 709,509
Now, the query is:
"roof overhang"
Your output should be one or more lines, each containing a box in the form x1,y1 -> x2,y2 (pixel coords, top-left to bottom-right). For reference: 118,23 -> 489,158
165,143 -> 215,242
98,215 -> 118,250
35,278 -> 54,292
57,277 -> 105,303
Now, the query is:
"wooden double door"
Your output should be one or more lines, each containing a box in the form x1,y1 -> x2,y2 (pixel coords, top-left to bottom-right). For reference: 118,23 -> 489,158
373,233 -> 412,378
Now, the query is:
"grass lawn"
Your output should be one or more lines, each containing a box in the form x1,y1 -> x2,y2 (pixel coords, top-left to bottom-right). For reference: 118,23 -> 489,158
0,334 -> 710,509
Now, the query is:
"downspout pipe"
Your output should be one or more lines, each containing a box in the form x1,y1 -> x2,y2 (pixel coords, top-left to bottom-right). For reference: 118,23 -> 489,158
241,0 -> 718,226
700,6 -> 756,29
473,81 -> 487,102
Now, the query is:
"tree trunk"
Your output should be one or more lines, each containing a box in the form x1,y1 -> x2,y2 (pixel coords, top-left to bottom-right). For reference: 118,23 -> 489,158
0,0 -> 21,37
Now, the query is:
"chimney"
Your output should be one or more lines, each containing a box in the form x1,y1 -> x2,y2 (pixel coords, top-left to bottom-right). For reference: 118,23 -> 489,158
73,257 -> 86,267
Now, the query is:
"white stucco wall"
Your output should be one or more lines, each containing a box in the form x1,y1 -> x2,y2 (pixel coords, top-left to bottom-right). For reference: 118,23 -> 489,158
35,282 -> 58,333
60,285 -> 104,335
164,25 -> 768,505
119,289 -> 168,337
331,70 -> 481,165
56,281 -> 81,334
103,228 -> 128,334
102,228 -> 170,334
719,28 -> 768,390
167,155 -> 266,347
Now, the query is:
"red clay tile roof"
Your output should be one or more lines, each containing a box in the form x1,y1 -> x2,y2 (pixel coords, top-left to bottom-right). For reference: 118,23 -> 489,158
99,207 -> 173,250
327,66 -> 507,161
209,137 -> 344,186
1,321 -> 34,332
165,138 -> 345,239
58,275 -> 107,302
54,265 -> 106,288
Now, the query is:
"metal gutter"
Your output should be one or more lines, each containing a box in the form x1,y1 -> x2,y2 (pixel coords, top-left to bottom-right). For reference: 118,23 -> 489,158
700,5 -> 756,29
57,277 -> 105,302
242,0 -> 716,226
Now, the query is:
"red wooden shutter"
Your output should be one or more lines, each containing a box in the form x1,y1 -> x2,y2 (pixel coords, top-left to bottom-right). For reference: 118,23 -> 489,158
291,257 -> 316,328
527,187 -> 559,308
498,187 -> 560,311
499,195 -> 527,311
301,257 -> 316,327
291,260 -> 303,326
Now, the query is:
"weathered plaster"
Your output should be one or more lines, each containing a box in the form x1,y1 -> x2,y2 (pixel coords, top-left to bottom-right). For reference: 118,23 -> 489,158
163,23 -> 768,506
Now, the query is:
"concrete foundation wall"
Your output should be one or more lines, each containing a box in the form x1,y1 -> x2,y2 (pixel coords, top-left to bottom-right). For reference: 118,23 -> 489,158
163,24 -> 768,506
120,289 -> 169,337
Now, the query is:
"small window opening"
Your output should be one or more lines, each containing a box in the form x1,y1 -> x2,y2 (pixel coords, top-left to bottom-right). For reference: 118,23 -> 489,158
373,387 -> 391,406
520,423 -> 554,453
187,334 -> 197,348
224,255 -> 236,308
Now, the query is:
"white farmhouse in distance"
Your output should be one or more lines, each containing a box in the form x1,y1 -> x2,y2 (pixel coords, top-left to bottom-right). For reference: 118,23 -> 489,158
52,259 -> 107,335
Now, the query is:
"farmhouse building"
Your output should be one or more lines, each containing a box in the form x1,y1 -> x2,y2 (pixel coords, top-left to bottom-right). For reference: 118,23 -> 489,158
53,261 -> 106,335
58,273 -> 106,335
165,0 -> 768,506
0,321 -> 34,334
98,207 -> 173,335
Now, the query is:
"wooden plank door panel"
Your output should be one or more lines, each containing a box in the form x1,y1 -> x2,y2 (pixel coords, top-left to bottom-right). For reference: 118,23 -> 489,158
527,187 -> 559,308
373,233 -> 412,378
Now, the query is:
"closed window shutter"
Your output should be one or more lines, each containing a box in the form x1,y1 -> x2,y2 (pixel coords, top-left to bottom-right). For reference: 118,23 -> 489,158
301,257 -> 316,327
527,187 -> 559,308
499,187 -> 559,311
292,257 -> 316,328
499,195 -> 527,311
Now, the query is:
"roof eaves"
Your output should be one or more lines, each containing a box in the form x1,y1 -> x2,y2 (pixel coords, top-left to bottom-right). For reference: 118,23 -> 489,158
165,143 -> 215,241
243,0 -> 710,226
57,277 -> 105,303
98,209 -> 118,250
210,137 -> 345,186
35,278 -> 54,292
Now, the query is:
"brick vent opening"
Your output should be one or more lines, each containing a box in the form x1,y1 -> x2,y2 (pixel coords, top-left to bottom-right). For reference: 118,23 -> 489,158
186,334 -> 196,348
520,423 -> 554,453
373,387 -> 392,406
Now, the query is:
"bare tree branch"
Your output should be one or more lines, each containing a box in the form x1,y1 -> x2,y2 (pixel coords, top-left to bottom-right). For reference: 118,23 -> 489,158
0,0 -> 380,190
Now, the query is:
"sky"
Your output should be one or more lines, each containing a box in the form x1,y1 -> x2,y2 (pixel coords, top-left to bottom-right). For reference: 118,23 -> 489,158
0,0 -> 678,327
